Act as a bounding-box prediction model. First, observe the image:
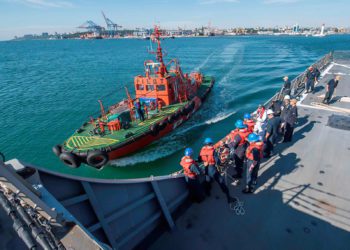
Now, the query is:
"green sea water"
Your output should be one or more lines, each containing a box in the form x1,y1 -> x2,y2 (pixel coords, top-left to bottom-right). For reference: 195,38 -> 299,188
1,35 -> 350,179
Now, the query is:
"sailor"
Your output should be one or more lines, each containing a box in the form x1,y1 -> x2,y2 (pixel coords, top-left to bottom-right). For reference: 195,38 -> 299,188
143,103 -> 148,119
157,99 -> 163,111
282,76 -> 291,97
215,140 -> 231,174
305,66 -> 316,93
199,138 -> 233,203
135,99 -> 145,121
180,148 -> 205,202
150,101 -> 156,110
283,99 -> 298,142
323,75 -> 341,104
269,99 -> 282,117
254,104 -> 267,140
227,120 -> 249,186
314,67 -> 321,82
243,113 -> 255,133
243,133 -> 264,194
263,109 -> 281,158
280,95 -> 291,134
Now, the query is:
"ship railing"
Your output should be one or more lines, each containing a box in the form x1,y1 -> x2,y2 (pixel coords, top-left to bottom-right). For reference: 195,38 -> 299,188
263,51 -> 333,109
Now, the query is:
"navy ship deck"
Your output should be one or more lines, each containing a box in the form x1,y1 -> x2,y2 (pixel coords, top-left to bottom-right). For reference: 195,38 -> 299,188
150,54 -> 350,250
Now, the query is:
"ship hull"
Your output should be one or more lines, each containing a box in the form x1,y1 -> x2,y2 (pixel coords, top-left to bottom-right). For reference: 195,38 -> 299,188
61,78 -> 214,167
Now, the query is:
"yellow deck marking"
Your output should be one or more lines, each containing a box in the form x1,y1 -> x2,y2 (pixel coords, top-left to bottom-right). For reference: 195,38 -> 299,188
67,136 -> 119,150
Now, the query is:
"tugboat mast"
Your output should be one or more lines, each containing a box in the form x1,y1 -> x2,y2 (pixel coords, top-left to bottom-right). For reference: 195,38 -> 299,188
150,26 -> 168,76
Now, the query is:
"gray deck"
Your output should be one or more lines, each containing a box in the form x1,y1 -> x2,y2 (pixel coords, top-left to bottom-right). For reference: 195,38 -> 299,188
150,61 -> 350,250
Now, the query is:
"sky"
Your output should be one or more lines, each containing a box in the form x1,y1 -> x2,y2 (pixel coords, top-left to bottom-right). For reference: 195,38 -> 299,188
0,0 -> 349,40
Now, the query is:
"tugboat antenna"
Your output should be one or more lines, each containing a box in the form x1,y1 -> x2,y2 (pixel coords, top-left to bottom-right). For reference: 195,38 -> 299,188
149,26 -> 168,76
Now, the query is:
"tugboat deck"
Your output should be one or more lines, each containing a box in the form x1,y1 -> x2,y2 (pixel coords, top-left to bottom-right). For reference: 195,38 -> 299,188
150,56 -> 350,250
64,77 -> 213,152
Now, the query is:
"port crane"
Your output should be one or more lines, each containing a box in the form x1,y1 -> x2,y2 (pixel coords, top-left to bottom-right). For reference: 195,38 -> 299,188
101,11 -> 122,36
78,20 -> 104,35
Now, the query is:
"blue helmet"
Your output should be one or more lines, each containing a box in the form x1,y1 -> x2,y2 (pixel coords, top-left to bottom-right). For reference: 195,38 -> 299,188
244,113 -> 251,119
247,133 -> 259,142
235,119 -> 247,129
204,137 -> 213,145
184,148 -> 193,156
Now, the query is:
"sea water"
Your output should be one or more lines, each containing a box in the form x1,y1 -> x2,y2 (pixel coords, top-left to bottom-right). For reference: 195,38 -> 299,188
1,35 -> 350,179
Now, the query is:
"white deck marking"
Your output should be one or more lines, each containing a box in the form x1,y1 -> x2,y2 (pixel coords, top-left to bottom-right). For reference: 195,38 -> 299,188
297,62 -> 334,104
333,62 -> 350,69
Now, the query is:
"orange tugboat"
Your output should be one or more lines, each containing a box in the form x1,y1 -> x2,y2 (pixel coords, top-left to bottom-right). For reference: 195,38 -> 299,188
53,26 -> 215,169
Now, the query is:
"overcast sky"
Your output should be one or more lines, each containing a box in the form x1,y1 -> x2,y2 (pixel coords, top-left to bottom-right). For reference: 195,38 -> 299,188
0,0 -> 349,40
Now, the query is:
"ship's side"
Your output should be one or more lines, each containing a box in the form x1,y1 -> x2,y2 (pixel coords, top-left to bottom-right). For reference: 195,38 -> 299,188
151,52 -> 350,250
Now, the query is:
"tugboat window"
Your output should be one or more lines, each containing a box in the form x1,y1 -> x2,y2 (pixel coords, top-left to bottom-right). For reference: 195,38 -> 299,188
137,84 -> 145,90
146,85 -> 155,91
156,85 -> 166,91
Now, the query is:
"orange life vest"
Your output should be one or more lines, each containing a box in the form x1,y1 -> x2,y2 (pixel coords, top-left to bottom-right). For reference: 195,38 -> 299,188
244,119 -> 255,132
180,156 -> 197,179
226,129 -> 238,143
200,145 -> 216,165
246,142 -> 264,160
227,128 -> 249,146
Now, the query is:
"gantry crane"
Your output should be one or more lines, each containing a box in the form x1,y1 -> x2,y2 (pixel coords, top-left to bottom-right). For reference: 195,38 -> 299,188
101,11 -> 122,37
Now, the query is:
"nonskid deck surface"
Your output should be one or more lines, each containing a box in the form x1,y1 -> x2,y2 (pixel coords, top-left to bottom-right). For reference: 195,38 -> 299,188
150,60 -> 350,249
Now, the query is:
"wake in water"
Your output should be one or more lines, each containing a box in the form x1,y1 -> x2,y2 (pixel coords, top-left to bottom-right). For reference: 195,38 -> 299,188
109,110 -> 236,167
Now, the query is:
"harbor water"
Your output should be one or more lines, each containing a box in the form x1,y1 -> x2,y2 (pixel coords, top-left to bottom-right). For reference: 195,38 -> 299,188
1,35 -> 350,179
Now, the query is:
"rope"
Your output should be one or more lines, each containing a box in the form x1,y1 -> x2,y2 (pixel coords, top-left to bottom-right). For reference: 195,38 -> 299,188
230,197 -> 245,215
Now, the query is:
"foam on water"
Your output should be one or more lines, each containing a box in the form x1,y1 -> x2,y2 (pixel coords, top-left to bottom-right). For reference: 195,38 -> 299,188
110,110 -> 236,167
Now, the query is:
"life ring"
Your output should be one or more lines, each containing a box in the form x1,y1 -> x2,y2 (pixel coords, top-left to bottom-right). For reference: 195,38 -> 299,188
59,152 -> 81,168
86,150 -> 109,169
52,145 -> 62,157
150,123 -> 160,136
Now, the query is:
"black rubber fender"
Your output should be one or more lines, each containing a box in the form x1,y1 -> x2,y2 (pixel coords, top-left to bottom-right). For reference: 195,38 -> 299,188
158,120 -> 168,130
182,105 -> 191,115
150,123 -> 160,136
86,150 -> 109,169
173,111 -> 181,120
52,145 -> 62,157
167,114 -> 176,124
59,152 -> 81,168
180,107 -> 186,116
190,101 -> 195,109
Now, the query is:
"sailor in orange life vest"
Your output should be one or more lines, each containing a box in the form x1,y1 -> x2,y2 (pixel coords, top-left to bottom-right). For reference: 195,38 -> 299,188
199,138 -> 233,203
180,148 -> 205,202
226,120 -> 250,186
243,113 -> 255,133
243,133 -> 264,194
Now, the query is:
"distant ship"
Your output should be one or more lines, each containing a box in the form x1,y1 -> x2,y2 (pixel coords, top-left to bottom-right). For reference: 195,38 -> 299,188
53,26 -> 215,169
